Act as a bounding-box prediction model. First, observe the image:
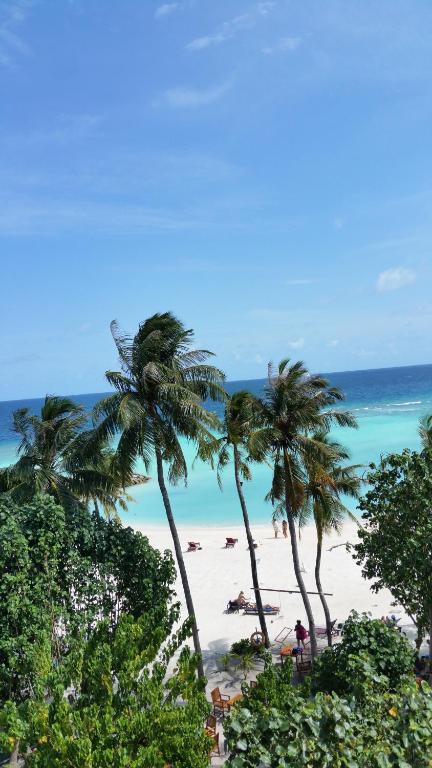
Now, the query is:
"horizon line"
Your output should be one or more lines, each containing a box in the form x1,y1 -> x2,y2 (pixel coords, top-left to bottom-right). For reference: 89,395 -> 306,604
1,360 -> 431,405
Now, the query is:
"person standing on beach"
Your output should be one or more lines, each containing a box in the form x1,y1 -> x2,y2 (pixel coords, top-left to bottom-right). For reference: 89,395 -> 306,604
295,619 -> 308,648
272,519 -> 280,538
282,520 -> 288,538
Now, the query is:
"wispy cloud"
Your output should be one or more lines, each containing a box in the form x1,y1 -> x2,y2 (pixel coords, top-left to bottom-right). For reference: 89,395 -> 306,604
289,337 -> 305,350
285,278 -> 314,285
154,3 -> 179,19
0,0 -> 33,67
262,36 -> 302,55
187,14 -> 253,51
187,4 -> 276,52
162,82 -> 231,108
376,266 -> 416,292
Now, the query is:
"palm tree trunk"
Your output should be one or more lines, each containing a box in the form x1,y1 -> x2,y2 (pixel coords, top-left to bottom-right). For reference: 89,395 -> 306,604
154,446 -> 205,679
283,450 -> 318,660
9,740 -> 19,767
233,445 -> 270,648
428,607 -> 432,683
314,527 -> 332,647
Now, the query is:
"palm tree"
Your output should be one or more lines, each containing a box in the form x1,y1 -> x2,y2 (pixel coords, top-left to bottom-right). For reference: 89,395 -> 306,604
300,431 -> 361,646
0,395 -> 129,515
419,414 -> 432,451
249,359 -> 356,660
92,313 -> 226,678
199,390 -> 270,647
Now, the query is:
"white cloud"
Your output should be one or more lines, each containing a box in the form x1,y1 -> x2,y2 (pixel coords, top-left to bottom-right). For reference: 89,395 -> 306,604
187,8 -> 273,52
258,2 -> 275,15
288,337 -> 304,350
376,266 -> 416,292
163,82 -> 231,108
254,353 -> 263,364
285,278 -> 314,285
155,3 -> 178,19
262,36 -> 302,55
187,33 -> 228,51
327,339 -> 340,347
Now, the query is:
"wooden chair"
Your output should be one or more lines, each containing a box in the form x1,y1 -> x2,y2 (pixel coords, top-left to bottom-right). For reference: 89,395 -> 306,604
209,732 -> 220,756
206,714 -> 217,735
296,659 -> 312,679
210,687 -> 231,717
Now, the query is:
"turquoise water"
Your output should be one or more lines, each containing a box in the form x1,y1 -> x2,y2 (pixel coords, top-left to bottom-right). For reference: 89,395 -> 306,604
1,364 -> 431,525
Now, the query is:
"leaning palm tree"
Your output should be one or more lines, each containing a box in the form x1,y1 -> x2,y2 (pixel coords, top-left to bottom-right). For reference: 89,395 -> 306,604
92,313 -> 226,678
419,414 -> 432,452
0,395 -> 129,515
199,390 -> 270,647
249,359 -> 356,659
300,431 -> 361,646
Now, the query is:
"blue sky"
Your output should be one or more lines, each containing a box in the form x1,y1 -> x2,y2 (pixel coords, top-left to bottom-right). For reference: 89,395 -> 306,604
1,0 -> 431,400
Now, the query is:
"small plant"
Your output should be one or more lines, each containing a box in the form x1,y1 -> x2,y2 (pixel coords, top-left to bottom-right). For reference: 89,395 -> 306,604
230,638 -> 252,656
236,652 -> 255,681
219,653 -> 232,672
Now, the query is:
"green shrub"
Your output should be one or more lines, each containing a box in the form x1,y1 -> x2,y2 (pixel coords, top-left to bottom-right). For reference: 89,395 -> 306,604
312,611 -> 415,696
225,613 -> 431,767
231,638 -> 253,656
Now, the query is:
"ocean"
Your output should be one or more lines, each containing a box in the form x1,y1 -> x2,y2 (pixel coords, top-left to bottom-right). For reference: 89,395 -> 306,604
1,363 -> 431,526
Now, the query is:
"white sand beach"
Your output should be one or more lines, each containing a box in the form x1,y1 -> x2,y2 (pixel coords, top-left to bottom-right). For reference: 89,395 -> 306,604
135,521 -> 410,658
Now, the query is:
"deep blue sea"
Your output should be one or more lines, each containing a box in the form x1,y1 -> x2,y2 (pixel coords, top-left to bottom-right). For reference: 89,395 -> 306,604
1,364 -> 431,525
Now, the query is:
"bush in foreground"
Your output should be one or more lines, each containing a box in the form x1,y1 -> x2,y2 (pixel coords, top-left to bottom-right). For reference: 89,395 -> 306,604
0,614 -> 211,768
225,613 -> 432,767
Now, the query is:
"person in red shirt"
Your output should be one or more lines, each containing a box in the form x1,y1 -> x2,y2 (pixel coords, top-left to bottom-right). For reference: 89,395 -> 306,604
295,619 -> 308,648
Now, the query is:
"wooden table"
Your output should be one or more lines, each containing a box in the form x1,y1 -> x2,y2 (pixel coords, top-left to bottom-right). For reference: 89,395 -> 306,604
227,693 -> 243,707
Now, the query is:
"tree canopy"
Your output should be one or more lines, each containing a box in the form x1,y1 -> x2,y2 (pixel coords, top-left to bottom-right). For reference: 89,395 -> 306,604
93,313 -> 226,676
0,494 -> 176,707
0,614 -> 211,768
0,395 -> 129,516
354,448 -> 432,656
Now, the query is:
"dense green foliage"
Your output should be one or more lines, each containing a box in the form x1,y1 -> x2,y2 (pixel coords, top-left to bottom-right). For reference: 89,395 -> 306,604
354,449 -> 432,651
0,615 -> 211,768
225,614 -> 432,767
312,612 -> 415,695
0,495 -> 176,707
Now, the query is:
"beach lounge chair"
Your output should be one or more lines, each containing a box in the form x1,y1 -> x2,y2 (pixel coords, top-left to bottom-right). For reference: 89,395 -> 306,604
244,604 -> 280,616
210,687 -> 231,717
187,541 -> 202,551
273,626 -> 293,646
314,619 -> 338,638
225,537 -> 238,548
